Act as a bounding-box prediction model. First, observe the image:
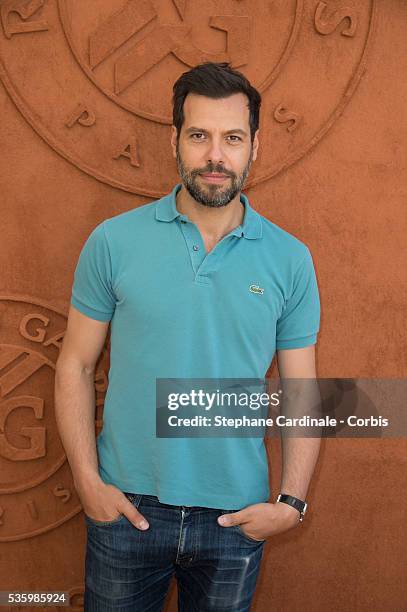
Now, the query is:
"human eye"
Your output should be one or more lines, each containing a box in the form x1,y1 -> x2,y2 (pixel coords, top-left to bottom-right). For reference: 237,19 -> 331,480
227,135 -> 242,143
190,132 -> 206,140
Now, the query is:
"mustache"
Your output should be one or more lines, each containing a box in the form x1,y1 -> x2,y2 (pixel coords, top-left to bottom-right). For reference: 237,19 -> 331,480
191,166 -> 236,178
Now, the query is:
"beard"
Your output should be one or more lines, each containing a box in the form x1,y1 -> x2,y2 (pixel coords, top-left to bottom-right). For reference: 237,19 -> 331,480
175,143 -> 253,208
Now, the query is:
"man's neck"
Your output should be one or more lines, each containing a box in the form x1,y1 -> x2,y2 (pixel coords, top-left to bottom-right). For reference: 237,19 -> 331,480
175,184 -> 245,245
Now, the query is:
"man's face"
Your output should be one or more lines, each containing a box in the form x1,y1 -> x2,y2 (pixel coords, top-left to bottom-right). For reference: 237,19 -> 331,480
171,92 -> 259,208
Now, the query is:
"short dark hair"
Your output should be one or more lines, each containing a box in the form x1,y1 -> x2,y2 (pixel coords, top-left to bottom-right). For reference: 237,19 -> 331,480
172,62 -> 261,143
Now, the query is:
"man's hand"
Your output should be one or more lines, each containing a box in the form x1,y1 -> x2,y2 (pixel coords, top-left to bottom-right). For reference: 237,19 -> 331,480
217,501 -> 301,540
76,478 -> 149,530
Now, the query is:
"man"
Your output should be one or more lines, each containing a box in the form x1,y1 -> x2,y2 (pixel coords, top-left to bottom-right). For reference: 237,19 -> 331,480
55,62 -> 321,611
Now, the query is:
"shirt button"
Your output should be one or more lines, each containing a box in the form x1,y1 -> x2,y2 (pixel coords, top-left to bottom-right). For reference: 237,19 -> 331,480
193,245 -> 199,251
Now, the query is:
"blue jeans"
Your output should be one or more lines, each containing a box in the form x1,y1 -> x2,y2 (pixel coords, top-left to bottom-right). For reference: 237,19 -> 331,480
84,492 -> 266,611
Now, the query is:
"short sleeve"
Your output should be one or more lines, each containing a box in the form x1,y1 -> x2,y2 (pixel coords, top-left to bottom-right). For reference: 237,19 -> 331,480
70,221 -> 116,322
276,247 -> 320,349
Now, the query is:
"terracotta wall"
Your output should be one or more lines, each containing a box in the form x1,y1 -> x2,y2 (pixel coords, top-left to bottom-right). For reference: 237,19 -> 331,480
0,1 -> 406,610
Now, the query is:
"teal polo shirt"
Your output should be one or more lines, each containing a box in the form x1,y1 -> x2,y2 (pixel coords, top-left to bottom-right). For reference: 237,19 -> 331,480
70,183 -> 320,509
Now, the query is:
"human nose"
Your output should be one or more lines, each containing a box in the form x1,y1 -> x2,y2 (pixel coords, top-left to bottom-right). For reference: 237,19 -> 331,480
206,136 -> 225,167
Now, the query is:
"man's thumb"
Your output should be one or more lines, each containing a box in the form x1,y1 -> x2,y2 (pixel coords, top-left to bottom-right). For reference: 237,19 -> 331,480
218,512 -> 238,526
126,503 -> 149,530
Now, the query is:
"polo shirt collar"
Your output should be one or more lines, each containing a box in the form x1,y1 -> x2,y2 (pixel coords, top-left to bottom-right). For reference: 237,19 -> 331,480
155,183 -> 262,239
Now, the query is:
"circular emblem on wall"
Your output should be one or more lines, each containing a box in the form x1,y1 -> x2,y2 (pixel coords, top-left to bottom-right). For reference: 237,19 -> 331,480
0,296 -> 108,542
0,0 -> 376,197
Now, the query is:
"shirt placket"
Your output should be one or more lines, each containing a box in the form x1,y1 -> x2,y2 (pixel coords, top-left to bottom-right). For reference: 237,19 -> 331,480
178,217 -> 242,285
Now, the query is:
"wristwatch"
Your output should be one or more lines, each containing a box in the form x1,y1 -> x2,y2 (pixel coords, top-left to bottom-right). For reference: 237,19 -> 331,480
276,493 -> 308,522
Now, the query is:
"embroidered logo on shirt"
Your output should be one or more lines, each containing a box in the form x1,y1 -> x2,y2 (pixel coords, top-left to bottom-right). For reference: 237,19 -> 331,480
249,284 -> 264,295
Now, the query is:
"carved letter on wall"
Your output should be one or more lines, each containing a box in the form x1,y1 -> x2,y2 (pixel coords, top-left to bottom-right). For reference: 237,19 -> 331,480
20,313 -> 49,344
274,104 -> 301,132
112,135 -> 141,167
314,1 -> 358,37
0,396 -> 45,461
1,0 -> 48,39
65,103 -> 96,128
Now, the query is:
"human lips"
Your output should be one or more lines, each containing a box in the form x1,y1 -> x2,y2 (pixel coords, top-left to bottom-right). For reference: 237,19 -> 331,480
200,173 -> 230,183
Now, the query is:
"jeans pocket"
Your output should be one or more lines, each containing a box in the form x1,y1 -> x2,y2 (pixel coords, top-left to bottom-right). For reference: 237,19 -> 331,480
124,492 -> 143,509
84,492 -> 143,527
84,512 -> 126,527
234,523 -> 266,544
219,509 -> 266,544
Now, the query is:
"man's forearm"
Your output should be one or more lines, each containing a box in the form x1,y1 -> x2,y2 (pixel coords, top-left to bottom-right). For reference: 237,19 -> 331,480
275,376 -> 322,501
279,436 -> 321,500
54,358 -> 101,491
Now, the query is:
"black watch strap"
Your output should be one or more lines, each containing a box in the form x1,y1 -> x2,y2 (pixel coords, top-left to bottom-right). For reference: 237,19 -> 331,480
276,493 -> 308,522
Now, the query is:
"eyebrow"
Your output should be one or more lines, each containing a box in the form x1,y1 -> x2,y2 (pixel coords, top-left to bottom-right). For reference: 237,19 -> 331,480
184,126 -> 248,136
